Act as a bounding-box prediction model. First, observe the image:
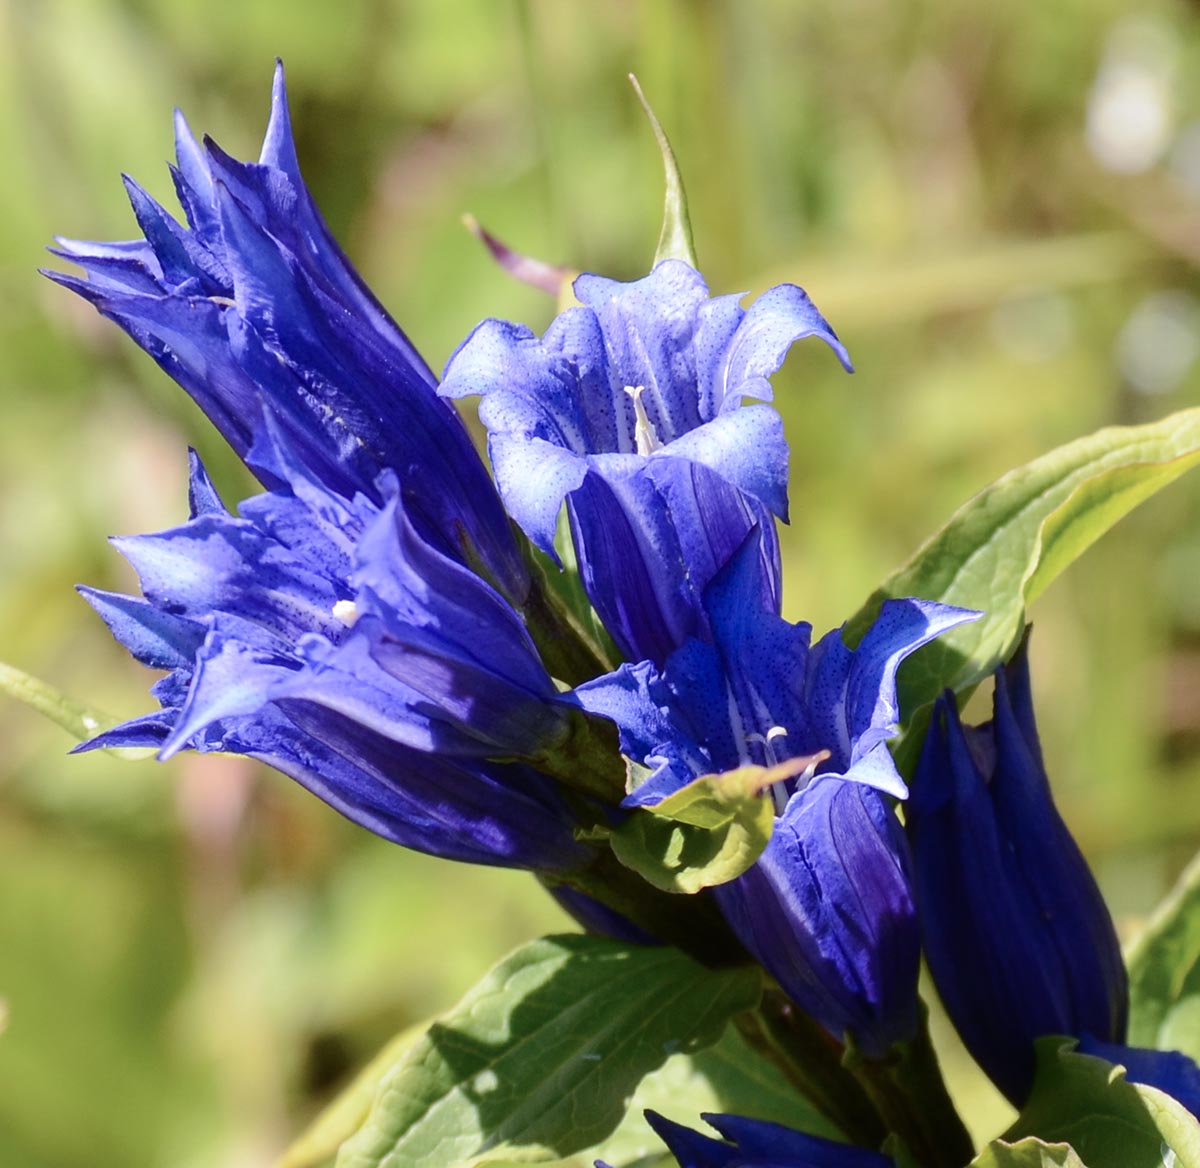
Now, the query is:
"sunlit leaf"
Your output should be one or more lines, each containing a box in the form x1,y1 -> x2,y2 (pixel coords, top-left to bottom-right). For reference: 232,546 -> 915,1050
844,407 -> 1200,758
1127,852 -> 1200,1062
336,935 -> 762,1168
1005,1039 -> 1200,1168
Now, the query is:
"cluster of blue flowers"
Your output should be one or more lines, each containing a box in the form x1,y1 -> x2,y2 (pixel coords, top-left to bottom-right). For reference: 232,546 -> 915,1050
50,65 -> 1200,1167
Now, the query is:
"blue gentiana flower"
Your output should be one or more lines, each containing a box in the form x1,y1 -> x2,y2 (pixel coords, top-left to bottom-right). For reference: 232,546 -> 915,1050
576,529 -> 978,1054
907,635 -> 1129,1103
44,61 -> 526,605
440,259 -> 852,666
630,1110 -> 890,1168
43,68 -> 614,870
77,433 -> 591,871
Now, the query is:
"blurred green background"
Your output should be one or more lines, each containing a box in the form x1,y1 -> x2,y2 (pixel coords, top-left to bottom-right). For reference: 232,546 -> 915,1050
2,0 -> 1200,1164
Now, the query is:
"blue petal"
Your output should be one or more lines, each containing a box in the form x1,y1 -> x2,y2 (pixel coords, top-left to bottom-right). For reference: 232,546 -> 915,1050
804,598 -> 980,796
187,448 -> 227,517
233,704 -> 589,871
713,280 -> 853,414
664,406 -> 790,520
716,777 -> 919,1057
573,261 -> 714,443
703,1114 -> 890,1167
78,586 -> 204,671
643,1112 -> 739,1168
487,434 -> 586,560
568,456 -> 781,665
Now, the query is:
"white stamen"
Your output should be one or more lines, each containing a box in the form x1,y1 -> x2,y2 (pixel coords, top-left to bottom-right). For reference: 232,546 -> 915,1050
208,295 -> 237,308
332,599 -> 360,628
624,385 -> 662,455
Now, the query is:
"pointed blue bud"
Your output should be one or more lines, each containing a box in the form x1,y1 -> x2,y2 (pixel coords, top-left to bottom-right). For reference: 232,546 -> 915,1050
907,633 -> 1129,1104
642,1110 -> 890,1168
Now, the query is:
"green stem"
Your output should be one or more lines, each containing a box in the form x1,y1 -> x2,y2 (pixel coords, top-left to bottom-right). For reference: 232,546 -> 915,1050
737,991 -> 888,1149
844,1006 -> 974,1168
543,849 -> 745,969
521,543 -> 617,690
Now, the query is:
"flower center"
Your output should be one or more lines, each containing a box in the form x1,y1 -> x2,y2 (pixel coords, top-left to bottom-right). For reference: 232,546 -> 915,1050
747,726 -> 830,814
624,385 -> 662,456
331,599 -> 360,628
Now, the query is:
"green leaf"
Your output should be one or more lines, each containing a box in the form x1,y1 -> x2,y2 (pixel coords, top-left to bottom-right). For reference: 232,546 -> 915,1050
971,1138 -> 1088,1168
609,758 -> 817,894
629,74 -> 697,269
335,935 -> 762,1168
0,660 -> 153,761
564,1023 -> 842,1168
1005,1038 -> 1200,1168
844,407 -> 1200,747
1127,852 -> 1200,1060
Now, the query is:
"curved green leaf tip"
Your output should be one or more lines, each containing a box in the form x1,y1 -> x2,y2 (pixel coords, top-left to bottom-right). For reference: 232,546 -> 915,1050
629,74 -> 698,270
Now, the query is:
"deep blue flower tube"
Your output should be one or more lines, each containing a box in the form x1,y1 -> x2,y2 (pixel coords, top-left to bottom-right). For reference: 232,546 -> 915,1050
907,634 -> 1129,1104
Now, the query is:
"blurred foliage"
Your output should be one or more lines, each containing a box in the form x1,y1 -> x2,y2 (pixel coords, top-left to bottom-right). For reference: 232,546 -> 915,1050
2,0 -> 1200,1164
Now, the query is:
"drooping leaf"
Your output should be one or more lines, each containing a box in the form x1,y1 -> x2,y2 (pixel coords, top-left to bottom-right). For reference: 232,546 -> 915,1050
1127,852 -> 1200,1061
1005,1038 -> 1200,1168
844,407 -> 1200,752
0,660 -> 153,760
609,760 -> 810,894
629,74 -> 697,269
971,1138 -> 1088,1168
335,935 -> 762,1168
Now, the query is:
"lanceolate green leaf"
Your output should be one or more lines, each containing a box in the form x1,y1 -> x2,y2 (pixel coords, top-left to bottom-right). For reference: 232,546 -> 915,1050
335,935 -> 762,1168
1127,852 -> 1200,1061
845,407 -> 1200,743
629,74 -> 697,269
0,660 -> 152,760
1006,1039 -> 1200,1168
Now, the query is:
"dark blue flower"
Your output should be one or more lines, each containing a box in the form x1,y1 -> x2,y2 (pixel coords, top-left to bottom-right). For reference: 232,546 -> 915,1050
45,62 -> 526,604
440,260 -> 852,665
78,437 -> 590,872
639,1111 -> 890,1168
575,530 -> 977,1053
907,635 -> 1129,1104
